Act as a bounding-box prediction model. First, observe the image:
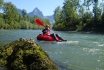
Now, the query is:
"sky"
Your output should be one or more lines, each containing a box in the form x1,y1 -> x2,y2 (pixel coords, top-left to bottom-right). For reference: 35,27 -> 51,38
4,0 -> 64,16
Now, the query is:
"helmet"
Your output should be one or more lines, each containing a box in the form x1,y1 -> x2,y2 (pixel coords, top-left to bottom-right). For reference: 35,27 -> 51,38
46,24 -> 50,27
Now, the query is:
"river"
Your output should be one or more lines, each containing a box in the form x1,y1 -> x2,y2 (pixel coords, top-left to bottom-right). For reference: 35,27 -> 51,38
0,30 -> 104,70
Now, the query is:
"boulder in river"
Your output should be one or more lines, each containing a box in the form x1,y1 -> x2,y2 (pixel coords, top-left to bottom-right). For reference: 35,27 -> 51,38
0,38 -> 59,70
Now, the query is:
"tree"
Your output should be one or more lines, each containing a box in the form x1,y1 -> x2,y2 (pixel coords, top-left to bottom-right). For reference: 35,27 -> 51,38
3,2 -> 19,28
22,9 -> 27,21
0,0 -> 3,9
62,0 -> 79,30
54,6 -> 62,24
42,19 -> 50,26
0,0 -> 4,29
91,0 -> 98,20
100,1 -> 104,14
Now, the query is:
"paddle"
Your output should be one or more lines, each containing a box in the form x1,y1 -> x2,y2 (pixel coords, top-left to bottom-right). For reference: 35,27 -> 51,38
35,19 -> 44,27
35,18 -> 66,42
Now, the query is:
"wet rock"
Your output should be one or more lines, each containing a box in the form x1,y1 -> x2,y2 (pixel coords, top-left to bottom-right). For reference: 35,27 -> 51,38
0,38 -> 59,70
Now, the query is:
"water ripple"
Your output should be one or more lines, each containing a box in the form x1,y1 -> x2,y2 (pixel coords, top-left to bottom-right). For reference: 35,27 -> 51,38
83,48 -> 100,54
98,44 -> 104,47
57,41 -> 79,44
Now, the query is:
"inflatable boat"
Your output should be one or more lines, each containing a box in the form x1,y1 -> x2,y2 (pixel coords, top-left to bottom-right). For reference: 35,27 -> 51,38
35,19 -> 67,42
37,34 -> 67,41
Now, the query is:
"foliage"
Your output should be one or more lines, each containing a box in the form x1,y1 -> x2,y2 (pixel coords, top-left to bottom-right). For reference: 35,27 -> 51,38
0,38 -> 59,70
1,0 -> 104,31
0,1 -> 50,29
22,9 -> 28,21
53,0 -> 104,32
53,0 -> 79,31
0,0 -> 3,9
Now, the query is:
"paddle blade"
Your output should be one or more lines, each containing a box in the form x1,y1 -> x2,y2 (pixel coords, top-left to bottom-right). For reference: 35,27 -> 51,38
35,19 -> 44,26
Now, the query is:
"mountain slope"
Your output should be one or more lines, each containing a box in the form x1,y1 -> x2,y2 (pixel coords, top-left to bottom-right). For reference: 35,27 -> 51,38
28,7 -> 44,18
18,7 -> 54,23
44,15 -> 54,24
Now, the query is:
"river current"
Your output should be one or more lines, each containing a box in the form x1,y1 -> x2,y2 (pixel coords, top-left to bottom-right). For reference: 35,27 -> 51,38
0,30 -> 104,70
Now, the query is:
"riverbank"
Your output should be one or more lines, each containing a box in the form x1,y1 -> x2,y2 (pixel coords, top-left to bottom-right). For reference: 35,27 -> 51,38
66,31 -> 104,34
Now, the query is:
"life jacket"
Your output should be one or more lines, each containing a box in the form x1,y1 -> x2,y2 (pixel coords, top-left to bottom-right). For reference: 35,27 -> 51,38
42,29 -> 51,35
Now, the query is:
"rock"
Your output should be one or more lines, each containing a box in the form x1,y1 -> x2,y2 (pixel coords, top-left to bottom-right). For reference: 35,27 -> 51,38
0,38 -> 59,70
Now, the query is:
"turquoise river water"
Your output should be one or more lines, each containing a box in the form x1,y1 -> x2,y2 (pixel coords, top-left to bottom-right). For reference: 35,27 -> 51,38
0,30 -> 104,70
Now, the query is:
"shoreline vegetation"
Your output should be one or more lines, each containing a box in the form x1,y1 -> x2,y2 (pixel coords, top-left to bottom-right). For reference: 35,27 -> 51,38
0,1 -> 50,30
53,0 -> 104,32
0,38 -> 59,70
1,0 -> 104,32
1,29 -> 104,35
68,31 -> 104,34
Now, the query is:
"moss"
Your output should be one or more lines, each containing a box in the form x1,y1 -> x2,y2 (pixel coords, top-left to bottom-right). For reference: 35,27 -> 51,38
0,59 -> 7,67
0,38 -> 59,70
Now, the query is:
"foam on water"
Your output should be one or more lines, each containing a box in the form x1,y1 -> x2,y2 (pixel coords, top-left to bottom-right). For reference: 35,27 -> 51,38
57,41 -> 79,44
83,48 -> 100,55
93,42 -> 99,44
98,44 -> 104,47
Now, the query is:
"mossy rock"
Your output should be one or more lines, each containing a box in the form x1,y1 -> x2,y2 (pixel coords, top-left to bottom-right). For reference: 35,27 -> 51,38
0,38 -> 59,70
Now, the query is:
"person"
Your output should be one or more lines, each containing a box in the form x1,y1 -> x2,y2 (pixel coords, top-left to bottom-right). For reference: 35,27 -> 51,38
42,24 -> 51,35
42,24 -> 66,41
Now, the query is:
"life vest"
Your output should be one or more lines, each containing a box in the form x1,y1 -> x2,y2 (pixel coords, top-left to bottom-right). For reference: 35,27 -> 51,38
42,29 -> 51,35
46,30 -> 51,35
